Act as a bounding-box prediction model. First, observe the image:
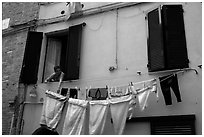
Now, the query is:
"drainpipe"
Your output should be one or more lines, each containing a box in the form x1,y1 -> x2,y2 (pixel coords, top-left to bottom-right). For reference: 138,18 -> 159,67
16,84 -> 27,135
9,114 -> 15,135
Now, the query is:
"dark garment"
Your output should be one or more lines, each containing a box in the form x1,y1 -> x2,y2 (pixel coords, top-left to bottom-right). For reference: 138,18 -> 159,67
89,88 -> 108,100
32,126 -> 59,135
159,74 -> 182,105
69,88 -> 78,99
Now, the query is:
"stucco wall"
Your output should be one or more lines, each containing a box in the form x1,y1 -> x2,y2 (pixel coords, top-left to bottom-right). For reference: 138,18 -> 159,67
22,2 -> 202,134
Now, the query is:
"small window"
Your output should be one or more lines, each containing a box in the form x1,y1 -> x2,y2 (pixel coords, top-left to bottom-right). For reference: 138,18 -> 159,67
126,115 -> 196,135
147,5 -> 189,72
43,23 -> 85,81
151,115 -> 196,135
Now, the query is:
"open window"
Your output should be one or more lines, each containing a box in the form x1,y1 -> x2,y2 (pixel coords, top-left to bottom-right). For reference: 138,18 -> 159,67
147,5 -> 189,72
43,23 -> 85,81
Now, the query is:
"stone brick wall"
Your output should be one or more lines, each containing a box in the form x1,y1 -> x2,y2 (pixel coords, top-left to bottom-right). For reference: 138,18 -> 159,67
2,2 -> 40,135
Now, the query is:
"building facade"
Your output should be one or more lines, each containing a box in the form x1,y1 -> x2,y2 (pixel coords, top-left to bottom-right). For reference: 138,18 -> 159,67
2,2 -> 202,135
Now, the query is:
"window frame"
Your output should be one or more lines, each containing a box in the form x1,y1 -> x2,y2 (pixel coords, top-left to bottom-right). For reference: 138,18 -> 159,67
146,4 -> 189,73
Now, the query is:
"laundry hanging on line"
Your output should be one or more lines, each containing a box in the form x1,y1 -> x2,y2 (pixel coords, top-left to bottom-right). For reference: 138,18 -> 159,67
38,70 -> 191,134
62,98 -> 88,135
40,90 -> 67,130
109,85 -> 130,97
129,78 -> 158,111
89,100 -> 109,135
159,74 -> 182,105
109,95 -> 132,135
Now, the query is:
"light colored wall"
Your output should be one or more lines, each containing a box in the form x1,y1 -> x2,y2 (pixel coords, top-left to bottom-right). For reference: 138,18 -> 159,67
23,2 -> 202,135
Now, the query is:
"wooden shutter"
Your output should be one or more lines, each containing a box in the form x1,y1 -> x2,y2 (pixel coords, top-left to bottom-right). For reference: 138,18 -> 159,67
151,115 -> 195,135
147,8 -> 165,72
65,24 -> 83,80
20,31 -> 43,84
162,5 -> 189,69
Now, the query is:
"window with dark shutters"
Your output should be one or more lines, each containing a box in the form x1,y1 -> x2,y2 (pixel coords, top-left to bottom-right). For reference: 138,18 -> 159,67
43,23 -> 85,82
147,8 -> 165,72
20,31 -> 43,84
147,5 -> 189,72
64,24 -> 83,80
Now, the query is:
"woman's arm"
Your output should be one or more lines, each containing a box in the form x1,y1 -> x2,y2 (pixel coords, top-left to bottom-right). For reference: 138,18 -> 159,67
44,73 -> 55,83
57,72 -> 64,94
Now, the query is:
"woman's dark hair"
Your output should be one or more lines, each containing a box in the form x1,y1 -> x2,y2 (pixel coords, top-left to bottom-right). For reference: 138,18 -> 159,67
54,66 -> 61,72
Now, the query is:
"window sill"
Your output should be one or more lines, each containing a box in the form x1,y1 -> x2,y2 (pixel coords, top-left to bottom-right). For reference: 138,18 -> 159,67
148,68 -> 189,75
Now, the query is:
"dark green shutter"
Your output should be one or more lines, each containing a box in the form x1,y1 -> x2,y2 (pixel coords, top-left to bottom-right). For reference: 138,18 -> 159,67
162,5 -> 189,69
147,8 -> 165,72
65,24 -> 83,80
20,31 -> 43,84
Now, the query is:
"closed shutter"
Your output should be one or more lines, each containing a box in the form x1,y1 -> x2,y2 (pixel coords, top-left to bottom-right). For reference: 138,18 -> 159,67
147,8 -> 165,72
151,115 -> 195,135
162,5 -> 189,69
20,31 -> 43,84
64,24 -> 83,80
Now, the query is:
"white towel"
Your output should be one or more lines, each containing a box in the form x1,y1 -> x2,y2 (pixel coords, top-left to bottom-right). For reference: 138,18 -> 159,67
89,100 -> 109,135
40,90 -> 67,129
62,98 -> 88,135
109,95 -> 132,135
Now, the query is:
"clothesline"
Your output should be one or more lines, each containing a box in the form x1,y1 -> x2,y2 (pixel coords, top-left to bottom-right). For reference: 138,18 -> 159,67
37,68 -> 198,95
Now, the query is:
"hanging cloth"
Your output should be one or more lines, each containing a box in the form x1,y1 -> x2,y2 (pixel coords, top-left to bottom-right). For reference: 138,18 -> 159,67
109,85 -> 130,97
40,90 -> 67,130
130,79 -> 158,111
137,87 -> 151,111
109,95 -> 132,135
89,100 -> 109,135
62,98 -> 88,135
159,74 -> 182,105
88,88 -> 108,100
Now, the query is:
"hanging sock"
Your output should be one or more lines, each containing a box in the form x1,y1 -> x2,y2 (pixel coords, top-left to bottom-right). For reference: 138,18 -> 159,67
89,100 -> 109,135
159,74 -> 182,105
40,90 -> 67,130
109,95 -> 132,135
62,98 -> 88,135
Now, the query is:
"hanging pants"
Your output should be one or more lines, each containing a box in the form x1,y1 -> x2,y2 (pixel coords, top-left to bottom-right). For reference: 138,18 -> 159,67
62,98 -> 88,135
159,74 -> 182,105
40,90 -> 67,130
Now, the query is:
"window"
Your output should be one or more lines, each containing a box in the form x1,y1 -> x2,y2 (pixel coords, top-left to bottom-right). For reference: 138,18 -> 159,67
147,5 -> 189,72
20,31 -> 43,84
43,23 -> 85,81
126,115 -> 196,135
151,115 -> 195,135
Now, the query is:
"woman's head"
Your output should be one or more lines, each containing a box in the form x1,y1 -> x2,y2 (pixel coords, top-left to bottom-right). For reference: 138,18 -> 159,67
54,66 -> 61,73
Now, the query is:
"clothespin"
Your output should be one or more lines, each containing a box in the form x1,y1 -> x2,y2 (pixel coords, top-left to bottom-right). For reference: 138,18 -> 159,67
66,88 -> 70,98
